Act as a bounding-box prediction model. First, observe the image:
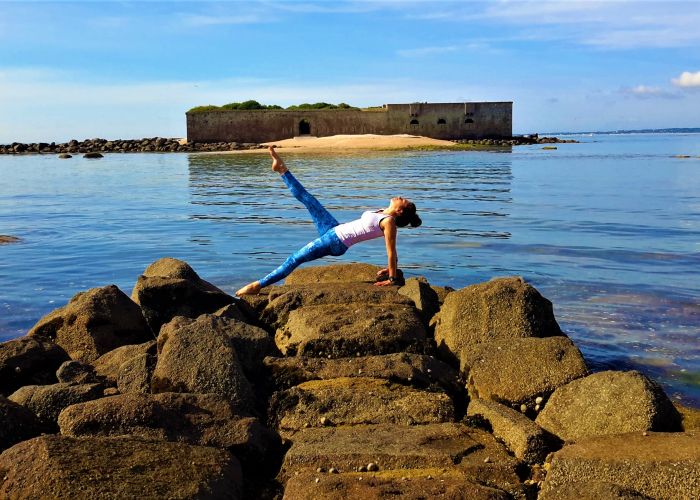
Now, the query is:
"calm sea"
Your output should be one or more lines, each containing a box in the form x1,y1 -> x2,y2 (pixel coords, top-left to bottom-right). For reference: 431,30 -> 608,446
1,133 -> 699,407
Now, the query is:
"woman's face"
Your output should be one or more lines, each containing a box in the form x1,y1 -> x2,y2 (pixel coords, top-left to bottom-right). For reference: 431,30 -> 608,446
390,196 -> 412,213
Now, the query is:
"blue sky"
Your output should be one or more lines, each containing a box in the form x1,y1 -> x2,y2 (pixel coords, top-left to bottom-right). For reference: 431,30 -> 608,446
1,0 -> 700,142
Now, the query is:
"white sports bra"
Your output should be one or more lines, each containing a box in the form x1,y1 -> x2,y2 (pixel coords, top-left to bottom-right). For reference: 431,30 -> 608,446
334,211 -> 390,248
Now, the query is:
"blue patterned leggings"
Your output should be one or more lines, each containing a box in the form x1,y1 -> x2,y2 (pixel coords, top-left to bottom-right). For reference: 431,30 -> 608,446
258,171 -> 348,287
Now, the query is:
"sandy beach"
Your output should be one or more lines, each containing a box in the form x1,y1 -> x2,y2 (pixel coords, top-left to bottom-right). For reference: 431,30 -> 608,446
216,134 -> 462,154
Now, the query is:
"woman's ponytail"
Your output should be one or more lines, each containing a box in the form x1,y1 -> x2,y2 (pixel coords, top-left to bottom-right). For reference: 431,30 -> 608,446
395,202 -> 421,228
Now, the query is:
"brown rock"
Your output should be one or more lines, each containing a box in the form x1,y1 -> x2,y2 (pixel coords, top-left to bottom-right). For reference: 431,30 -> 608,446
398,277 -> 441,323
539,481 -> 650,500
117,353 -> 154,394
131,257 -> 234,332
92,340 -> 156,383
283,469 -> 512,500
535,370 -> 682,441
0,337 -> 69,396
262,282 -> 414,329
467,398 -> 555,464
433,277 -> 563,365
56,360 -> 99,384
275,303 -> 427,357
152,317 -> 254,413
539,432 -> 700,500
675,402 -> 700,431
284,262 -> 383,285
263,353 -> 459,393
0,235 -> 21,245
0,435 -> 242,499
271,377 -> 454,436
0,396 -> 46,452
8,382 -> 104,430
280,423 -> 523,496
28,285 -> 153,362
58,393 -> 279,465
466,337 -> 588,406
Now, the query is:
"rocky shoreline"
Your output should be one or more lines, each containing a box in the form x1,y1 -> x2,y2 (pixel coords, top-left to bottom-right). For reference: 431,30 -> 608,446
0,135 -> 576,156
1,259 -> 697,499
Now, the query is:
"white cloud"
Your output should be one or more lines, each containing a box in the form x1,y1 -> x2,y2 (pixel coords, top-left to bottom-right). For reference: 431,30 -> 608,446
179,13 -> 271,27
620,85 -> 681,99
672,71 -> 700,88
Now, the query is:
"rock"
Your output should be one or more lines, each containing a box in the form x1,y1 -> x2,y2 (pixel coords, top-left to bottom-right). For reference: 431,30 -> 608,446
467,398 -> 556,464
433,277 -> 563,365
83,152 -> 103,158
57,153 -> 72,159
117,352 -> 154,394
0,235 -> 21,244
465,336 -> 588,406
366,462 -> 379,472
280,423 -> 523,496
535,370 -> 682,441
28,284 -> 153,363
398,277 -> 440,323
675,403 -> 700,431
283,469 -> 512,500
213,302 -> 248,322
131,257 -> 234,332
539,481 -> 650,500
56,360 -> 99,384
539,432 -> 700,500
152,316 -> 255,413
262,282 -> 414,329
284,262 -> 384,285
8,382 -> 104,430
270,377 -> 454,436
431,285 -> 454,306
276,303 -> 427,357
159,314 -> 274,378
58,393 -> 279,466
92,340 -> 156,383
0,396 -> 45,452
263,353 -> 459,393
0,337 -> 69,396
0,435 -> 242,499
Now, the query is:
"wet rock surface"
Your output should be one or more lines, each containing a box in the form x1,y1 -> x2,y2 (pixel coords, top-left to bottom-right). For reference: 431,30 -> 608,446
1,260 -> 691,498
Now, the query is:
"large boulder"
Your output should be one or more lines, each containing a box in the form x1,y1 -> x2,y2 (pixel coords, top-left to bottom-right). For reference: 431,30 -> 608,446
263,353 -> 460,393
270,377 -> 454,436
92,340 -> 156,384
0,435 -> 242,499
56,360 -> 99,384
261,282 -> 414,329
28,285 -> 153,362
433,277 -> 563,365
539,432 -> 700,500
58,393 -> 279,466
280,423 -> 523,496
152,317 -> 254,413
0,337 -> 69,396
536,370 -> 682,441
283,469 -> 512,500
275,303 -> 428,357
117,352 -> 154,394
0,396 -> 45,452
8,382 -> 104,430
466,337 -> 588,407
158,315 -> 274,378
467,398 -> 555,464
284,262 -> 384,285
131,257 -> 234,332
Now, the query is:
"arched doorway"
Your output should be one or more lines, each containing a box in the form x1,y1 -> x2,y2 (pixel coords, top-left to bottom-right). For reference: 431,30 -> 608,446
299,119 -> 311,135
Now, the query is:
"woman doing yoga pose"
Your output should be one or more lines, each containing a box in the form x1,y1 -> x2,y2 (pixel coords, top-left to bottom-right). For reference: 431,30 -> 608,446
235,147 -> 422,296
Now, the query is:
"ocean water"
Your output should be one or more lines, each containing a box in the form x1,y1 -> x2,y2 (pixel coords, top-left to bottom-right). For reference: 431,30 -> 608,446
1,133 -> 699,407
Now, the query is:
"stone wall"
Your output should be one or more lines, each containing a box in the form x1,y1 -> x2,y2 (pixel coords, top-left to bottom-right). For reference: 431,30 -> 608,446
186,102 -> 513,143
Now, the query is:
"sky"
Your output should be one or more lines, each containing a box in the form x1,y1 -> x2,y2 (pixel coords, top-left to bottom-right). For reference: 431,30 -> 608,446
1,0 -> 700,142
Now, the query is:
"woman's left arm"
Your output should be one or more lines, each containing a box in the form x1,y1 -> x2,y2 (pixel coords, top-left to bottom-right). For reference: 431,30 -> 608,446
375,217 -> 398,287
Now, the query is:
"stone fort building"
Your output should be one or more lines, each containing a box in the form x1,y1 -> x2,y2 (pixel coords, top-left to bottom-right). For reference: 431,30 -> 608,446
186,102 -> 512,143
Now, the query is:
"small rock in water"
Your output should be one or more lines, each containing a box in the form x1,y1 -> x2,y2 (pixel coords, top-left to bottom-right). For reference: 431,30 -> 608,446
520,404 -> 528,413
329,467 -> 339,474
83,152 -> 103,158
58,153 -> 72,159
535,396 -> 543,404
367,462 -> 379,472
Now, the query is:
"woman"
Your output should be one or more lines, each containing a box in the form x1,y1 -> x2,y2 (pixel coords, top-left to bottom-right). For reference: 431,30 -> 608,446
235,146 -> 421,296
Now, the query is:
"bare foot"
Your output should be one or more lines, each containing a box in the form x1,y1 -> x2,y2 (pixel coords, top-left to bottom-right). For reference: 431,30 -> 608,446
269,146 -> 288,174
236,281 -> 261,296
